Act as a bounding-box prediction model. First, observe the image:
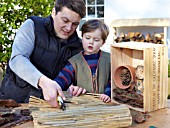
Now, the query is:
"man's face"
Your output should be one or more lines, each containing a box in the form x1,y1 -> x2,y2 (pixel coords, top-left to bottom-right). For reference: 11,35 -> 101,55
52,7 -> 81,39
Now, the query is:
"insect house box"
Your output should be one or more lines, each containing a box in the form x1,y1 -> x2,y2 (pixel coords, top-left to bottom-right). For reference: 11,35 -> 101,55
111,42 -> 168,112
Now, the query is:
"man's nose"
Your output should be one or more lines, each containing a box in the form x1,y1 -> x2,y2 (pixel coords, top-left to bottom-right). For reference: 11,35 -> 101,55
65,23 -> 72,31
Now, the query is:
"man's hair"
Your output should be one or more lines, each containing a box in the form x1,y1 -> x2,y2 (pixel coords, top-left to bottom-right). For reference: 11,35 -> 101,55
54,0 -> 86,18
81,19 -> 109,42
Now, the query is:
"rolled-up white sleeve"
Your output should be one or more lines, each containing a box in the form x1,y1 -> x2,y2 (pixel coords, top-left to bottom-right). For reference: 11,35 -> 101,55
9,19 -> 43,88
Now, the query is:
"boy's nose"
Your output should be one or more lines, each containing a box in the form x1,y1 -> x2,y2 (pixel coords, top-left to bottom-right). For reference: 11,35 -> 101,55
89,39 -> 94,44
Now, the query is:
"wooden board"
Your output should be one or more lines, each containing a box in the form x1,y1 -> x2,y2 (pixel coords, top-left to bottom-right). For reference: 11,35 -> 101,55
111,18 -> 170,27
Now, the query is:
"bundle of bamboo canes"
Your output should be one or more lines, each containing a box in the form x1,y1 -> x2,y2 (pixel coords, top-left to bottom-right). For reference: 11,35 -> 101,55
29,94 -> 132,128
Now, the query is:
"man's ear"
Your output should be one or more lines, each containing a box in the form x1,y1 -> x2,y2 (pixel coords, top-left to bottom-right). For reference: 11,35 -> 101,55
52,8 -> 55,18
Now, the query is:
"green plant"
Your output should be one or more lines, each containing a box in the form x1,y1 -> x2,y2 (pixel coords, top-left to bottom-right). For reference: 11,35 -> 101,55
0,0 -> 54,73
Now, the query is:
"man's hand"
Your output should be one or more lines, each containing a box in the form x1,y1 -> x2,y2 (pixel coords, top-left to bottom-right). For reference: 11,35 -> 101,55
38,75 -> 65,107
68,85 -> 86,97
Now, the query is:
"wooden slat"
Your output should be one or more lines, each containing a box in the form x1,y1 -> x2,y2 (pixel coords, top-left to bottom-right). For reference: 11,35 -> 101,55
159,46 -> 164,108
111,18 -> 170,27
157,46 -> 161,109
162,46 -> 168,107
143,48 -> 151,112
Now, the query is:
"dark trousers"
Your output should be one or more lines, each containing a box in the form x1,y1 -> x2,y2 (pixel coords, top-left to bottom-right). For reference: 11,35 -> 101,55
0,73 -> 43,103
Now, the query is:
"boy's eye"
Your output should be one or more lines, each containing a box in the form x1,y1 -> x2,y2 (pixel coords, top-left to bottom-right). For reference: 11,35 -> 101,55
95,39 -> 101,42
86,37 -> 90,39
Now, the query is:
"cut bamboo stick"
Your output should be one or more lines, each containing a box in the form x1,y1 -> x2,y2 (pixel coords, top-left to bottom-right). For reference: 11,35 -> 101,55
86,92 -> 101,97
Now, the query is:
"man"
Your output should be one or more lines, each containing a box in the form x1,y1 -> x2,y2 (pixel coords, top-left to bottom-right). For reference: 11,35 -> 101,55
0,0 -> 86,107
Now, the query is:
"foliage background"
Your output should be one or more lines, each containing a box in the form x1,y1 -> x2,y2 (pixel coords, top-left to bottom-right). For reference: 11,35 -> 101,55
0,0 -> 54,73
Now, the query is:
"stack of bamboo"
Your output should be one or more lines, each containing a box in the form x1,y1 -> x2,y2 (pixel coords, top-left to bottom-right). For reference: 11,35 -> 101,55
29,94 -> 132,128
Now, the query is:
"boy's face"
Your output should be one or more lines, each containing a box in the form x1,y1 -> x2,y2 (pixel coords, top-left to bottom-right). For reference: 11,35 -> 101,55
82,28 -> 104,55
52,7 -> 81,39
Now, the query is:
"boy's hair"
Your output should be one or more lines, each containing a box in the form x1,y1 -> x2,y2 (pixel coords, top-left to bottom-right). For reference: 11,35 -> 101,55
81,19 -> 109,42
54,0 -> 86,18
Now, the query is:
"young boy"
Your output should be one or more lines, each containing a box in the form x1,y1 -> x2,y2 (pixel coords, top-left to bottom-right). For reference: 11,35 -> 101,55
54,19 -> 111,103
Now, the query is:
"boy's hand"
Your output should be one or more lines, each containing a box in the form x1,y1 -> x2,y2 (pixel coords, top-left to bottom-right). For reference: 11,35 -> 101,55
100,94 -> 111,103
68,85 -> 86,97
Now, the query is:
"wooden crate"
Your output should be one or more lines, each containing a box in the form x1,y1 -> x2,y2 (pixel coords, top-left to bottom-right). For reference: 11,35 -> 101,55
111,42 -> 168,112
